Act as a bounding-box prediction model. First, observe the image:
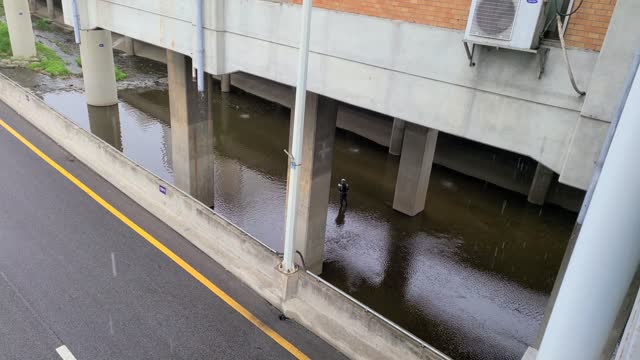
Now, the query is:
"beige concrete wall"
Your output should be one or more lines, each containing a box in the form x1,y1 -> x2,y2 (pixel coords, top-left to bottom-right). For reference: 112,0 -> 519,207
0,73 -> 450,360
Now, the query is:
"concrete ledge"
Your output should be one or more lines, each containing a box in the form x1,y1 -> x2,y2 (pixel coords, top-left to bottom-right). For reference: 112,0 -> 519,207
522,347 -> 537,360
0,73 -> 450,360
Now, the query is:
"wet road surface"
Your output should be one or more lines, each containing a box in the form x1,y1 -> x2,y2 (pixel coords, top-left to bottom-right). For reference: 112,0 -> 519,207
0,100 -> 345,359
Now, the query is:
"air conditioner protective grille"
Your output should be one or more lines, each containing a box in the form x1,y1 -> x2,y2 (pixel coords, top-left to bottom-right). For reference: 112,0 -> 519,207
470,0 -> 520,41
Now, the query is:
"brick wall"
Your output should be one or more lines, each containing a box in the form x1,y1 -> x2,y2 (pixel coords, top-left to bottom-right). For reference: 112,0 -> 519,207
563,0 -> 616,51
289,0 -> 616,51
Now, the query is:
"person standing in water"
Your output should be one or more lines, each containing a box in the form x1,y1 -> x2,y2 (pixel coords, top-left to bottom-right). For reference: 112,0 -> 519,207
338,178 -> 349,209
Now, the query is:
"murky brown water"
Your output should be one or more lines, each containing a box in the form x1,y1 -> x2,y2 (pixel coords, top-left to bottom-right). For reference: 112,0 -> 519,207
0,25 -> 576,359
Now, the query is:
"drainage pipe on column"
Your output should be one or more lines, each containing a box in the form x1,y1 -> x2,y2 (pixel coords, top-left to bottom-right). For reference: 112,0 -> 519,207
536,56 -> 640,359
282,0 -> 313,273
195,0 -> 205,92
70,0 -> 80,44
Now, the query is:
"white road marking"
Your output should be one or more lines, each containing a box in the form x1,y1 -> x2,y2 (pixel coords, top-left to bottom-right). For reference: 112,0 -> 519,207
108,313 -> 114,335
56,345 -> 77,360
111,252 -> 117,277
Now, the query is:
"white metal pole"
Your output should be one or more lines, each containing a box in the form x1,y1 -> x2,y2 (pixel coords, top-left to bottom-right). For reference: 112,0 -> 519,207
282,0 -> 313,273
537,62 -> 640,359
71,0 -> 81,44
195,0 -> 205,92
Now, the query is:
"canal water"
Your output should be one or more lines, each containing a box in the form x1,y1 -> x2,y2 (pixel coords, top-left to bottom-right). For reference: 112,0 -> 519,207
1,23 -> 576,360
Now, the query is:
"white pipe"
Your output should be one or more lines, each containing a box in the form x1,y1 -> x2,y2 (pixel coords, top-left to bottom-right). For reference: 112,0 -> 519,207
562,0 -> 576,32
577,50 -> 640,224
195,0 -> 204,93
282,0 -> 313,273
537,61 -> 640,359
71,0 -> 80,44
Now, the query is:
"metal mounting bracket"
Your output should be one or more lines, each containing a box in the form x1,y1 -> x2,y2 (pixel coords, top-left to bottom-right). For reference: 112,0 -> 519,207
538,47 -> 550,79
463,41 -> 476,67
283,149 -> 301,169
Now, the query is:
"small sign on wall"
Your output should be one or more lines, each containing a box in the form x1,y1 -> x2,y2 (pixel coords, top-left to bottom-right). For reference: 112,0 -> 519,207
159,185 -> 167,195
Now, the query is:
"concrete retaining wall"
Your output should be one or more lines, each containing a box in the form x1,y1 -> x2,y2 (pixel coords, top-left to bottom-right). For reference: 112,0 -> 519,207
0,73 -> 450,360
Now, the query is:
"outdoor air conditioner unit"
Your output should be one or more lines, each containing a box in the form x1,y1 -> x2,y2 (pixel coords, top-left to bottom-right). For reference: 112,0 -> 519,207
463,0 -> 547,52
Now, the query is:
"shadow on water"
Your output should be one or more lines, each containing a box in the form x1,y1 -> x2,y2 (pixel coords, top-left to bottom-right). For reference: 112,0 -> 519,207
11,68 -> 574,359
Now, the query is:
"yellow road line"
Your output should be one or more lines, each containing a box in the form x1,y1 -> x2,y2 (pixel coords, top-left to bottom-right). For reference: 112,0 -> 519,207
0,118 -> 310,360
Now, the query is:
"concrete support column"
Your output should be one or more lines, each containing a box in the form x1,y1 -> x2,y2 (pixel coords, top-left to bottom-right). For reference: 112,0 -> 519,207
286,92 -> 338,274
79,30 -> 117,106
122,37 -> 135,56
167,50 -> 215,208
393,123 -> 438,216
528,163 -> 554,205
4,0 -> 36,58
87,105 -> 122,151
221,74 -> 231,93
389,118 -> 406,156
46,0 -> 54,19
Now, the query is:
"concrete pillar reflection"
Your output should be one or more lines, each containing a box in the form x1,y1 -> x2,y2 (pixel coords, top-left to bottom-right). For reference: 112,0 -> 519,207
87,104 -> 122,151
4,0 -> 36,58
286,92 -> 338,274
393,123 -> 438,216
167,50 -> 215,208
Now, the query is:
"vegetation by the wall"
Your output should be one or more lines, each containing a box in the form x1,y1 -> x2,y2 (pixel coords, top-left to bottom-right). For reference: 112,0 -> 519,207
76,56 -> 128,81
0,21 -> 70,76
28,42 -> 70,76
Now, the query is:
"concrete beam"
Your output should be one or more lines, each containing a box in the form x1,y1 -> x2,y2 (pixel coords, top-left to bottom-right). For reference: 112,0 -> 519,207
389,118 -> 406,156
167,50 -> 215,208
79,30 -> 118,106
393,124 -> 438,216
287,92 -> 338,274
528,163 -> 554,205
4,0 -> 36,58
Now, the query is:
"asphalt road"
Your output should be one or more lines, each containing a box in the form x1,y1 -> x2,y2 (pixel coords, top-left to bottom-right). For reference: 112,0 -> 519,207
0,100 -> 346,360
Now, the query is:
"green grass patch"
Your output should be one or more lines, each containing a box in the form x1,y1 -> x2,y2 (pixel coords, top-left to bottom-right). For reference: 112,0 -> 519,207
34,19 -> 52,31
0,22 -> 12,57
76,56 -> 128,81
114,66 -> 127,81
0,20 -> 70,77
28,42 -> 70,76
0,0 -> 5,18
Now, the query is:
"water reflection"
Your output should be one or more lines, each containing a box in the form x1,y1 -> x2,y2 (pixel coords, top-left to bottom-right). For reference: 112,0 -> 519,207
87,105 -> 122,151
169,77 -> 215,208
38,85 -> 574,360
